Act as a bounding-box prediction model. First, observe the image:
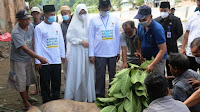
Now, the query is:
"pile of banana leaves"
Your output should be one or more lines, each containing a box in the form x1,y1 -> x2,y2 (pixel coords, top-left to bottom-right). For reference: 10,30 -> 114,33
96,59 -> 154,112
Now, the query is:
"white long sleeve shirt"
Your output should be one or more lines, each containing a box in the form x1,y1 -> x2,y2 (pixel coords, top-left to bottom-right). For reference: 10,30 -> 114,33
88,14 -> 120,57
34,21 -> 65,64
185,11 -> 200,57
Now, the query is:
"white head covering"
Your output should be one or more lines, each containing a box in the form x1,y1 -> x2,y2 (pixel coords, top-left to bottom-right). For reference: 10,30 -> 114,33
66,4 -> 90,56
67,4 -> 89,40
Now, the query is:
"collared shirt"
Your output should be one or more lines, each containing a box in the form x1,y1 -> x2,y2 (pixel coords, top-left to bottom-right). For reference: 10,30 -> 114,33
172,69 -> 200,112
88,15 -> 120,57
120,33 -> 139,64
10,23 -> 34,62
155,13 -> 183,53
34,21 -> 65,64
137,19 -> 167,60
185,11 -> 200,57
143,96 -> 190,112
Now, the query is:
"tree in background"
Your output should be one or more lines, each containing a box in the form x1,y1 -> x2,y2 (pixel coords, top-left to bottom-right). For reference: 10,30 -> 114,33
26,0 -> 123,13
25,0 -> 43,8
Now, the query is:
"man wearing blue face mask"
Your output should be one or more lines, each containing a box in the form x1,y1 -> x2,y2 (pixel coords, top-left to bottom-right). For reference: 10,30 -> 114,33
89,0 -> 120,98
60,5 -> 72,51
34,5 -> 66,103
134,5 -> 167,74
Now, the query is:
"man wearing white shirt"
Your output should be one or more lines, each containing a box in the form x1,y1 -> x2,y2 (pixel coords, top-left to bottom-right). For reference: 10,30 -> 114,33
181,1 -> 200,71
34,5 -> 65,103
89,0 -> 120,97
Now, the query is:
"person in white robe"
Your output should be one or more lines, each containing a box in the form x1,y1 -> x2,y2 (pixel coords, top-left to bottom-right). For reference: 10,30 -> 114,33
64,4 -> 96,102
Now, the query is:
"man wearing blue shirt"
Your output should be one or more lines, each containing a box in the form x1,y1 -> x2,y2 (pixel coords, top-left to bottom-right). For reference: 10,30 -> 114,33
134,5 -> 167,74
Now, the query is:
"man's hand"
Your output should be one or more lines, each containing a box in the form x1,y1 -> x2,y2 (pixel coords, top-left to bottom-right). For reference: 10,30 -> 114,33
134,52 -> 143,64
61,58 -> 66,64
189,78 -> 200,90
38,56 -> 48,64
147,63 -> 156,73
116,54 -> 120,62
35,64 -> 42,71
180,47 -> 186,54
90,57 -> 95,64
82,40 -> 89,48
121,63 -> 128,69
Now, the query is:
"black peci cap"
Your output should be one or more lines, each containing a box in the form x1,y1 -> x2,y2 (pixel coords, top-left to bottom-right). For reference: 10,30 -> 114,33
160,2 -> 170,9
43,5 -> 56,13
99,0 -> 111,9
16,9 -> 32,19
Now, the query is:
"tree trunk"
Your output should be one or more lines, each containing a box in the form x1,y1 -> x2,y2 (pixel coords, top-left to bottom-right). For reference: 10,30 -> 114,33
0,0 -> 25,33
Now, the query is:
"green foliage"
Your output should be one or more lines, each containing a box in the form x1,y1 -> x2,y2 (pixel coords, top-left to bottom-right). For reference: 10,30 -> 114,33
27,0 -> 123,14
25,0 -> 43,8
136,0 -> 144,6
96,59 -> 155,112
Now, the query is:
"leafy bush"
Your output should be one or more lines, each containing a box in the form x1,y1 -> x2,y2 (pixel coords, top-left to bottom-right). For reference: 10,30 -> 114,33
96,59 -> 154,112
136,0 -> 144,6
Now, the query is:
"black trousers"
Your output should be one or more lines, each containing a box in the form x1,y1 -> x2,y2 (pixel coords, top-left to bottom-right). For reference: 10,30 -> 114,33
39,64 -> 61,104
95,57 -> 116,98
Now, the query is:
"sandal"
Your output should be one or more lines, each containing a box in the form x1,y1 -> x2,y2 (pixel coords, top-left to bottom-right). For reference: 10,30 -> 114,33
28,97 -> 38,102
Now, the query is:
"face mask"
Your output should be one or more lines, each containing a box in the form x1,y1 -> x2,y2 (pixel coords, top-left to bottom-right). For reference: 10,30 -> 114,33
100,11 -> 110,17
79,14 -> 86,21
62,15 -> 69,21
195,57 -> 200,64
140,20 -> 149,27
47,16 -> 56,24
160,12 -> 169,19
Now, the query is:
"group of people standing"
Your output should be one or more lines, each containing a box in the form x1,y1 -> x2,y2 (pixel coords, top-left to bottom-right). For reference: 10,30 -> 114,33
6,0 -> 200,111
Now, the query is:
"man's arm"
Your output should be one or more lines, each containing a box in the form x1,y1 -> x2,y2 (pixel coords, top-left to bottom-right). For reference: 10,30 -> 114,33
176,18 -> 183,40
121,46 -> 128,69
58,26 -> 66,64
20,45 -> 47,64
184,88 -> 200,108
115,18 -> 121,58
147,42 -> 167,73
88,19 -> 95,64
181,30 -> 189,54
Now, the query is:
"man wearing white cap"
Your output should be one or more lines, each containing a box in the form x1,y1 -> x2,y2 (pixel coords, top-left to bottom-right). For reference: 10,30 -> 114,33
31,6 -> 42,28
60,6 -> 72,51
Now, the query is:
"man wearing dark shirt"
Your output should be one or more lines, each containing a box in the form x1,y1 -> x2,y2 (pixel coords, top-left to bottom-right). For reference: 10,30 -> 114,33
155,2 -> 183,88
60,5 -> 72,51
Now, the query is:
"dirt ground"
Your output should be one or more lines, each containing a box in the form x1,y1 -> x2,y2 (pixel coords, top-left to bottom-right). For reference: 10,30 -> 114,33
0,57 -> 121,112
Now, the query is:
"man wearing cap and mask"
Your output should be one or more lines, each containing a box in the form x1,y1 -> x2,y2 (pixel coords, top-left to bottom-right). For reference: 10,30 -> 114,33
60,6 -> 72,94
7,9 -> 48,110
181,0 -> 200,72
34,5 -> 65,103
134,5 -> 167,74
155,2 -> 183,86
89,0 -> 120,97
31,6 -> 42,28
60,5 -> 72,51
120,21 -> 140,69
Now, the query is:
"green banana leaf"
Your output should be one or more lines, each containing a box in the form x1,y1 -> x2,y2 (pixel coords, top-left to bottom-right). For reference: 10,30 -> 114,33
121,73 -> 132,95
100,105 -> 117,112
109,80 -> 121,95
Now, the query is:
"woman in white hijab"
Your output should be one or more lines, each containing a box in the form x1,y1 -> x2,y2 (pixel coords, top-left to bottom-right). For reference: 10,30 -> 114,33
64,4 -> 96,102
